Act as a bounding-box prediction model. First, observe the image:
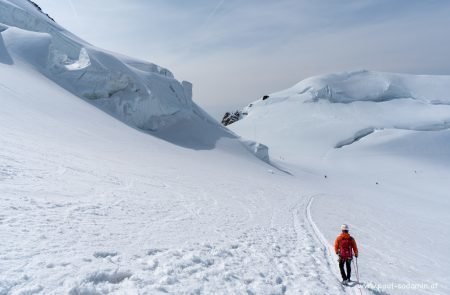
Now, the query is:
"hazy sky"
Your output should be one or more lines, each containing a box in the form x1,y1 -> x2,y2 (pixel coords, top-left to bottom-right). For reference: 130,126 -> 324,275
35,0 -> 450,118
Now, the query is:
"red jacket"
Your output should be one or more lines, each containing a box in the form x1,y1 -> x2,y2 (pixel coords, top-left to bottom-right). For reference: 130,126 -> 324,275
334,232 -> 358,259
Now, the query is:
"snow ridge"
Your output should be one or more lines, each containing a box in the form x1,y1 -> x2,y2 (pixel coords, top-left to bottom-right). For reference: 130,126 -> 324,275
232,70 -> 450,159
272,70 -> 450,105
26,0 -> 55,22
0,0 -> 198,132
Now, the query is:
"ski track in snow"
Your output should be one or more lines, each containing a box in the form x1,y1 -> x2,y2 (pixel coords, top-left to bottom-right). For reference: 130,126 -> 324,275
0,151 -> 348,294
0,38 -> 354,293
0,128 -> 357,294
306,196 -> 383,295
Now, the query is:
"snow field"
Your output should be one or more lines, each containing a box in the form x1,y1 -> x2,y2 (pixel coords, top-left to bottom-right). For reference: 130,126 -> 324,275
2,0 -> 449,294
1,49 -> 351,294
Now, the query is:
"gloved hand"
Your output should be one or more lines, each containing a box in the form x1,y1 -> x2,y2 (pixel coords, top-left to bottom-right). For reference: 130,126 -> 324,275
355,255 -> 358,258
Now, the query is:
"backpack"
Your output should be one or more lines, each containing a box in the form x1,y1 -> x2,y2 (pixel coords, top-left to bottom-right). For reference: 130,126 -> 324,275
339,236 -> 353,260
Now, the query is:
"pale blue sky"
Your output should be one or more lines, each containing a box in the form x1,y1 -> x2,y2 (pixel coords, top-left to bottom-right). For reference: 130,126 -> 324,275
35,0 -> 450,118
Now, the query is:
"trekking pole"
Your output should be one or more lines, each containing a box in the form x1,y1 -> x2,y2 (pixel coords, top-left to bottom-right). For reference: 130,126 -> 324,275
355,257 -> 360,284
353,257 -> 363,295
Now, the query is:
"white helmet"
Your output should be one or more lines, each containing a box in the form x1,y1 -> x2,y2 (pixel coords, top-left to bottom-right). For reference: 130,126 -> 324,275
341,224 -> 349,231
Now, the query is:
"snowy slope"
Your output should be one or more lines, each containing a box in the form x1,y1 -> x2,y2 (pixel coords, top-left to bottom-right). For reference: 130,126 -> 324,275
230,70 -> 450,294
0,0 -> 273,156
234,70 -> 450,166
0,41 -> 352,295
2,1 -> 448,294
0,0 -> 203,133
0,1 -> 366,294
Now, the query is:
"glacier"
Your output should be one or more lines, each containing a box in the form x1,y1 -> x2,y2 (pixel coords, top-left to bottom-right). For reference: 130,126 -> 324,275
1,1 -> 449,294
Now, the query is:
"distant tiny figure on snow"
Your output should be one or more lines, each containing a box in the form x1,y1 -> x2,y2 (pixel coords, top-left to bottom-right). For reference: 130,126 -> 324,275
334,224 -> 358,285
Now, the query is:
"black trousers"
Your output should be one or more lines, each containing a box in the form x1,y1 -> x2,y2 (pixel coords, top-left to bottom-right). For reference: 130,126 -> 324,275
339,258 -> 352,280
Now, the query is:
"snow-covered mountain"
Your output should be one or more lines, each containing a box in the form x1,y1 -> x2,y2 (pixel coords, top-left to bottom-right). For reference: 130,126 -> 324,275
0,0 -> 273,156
1,1 -> 449,294
230,70 -> 450,294
232,70 -> 450,164
1,0 -> 217,136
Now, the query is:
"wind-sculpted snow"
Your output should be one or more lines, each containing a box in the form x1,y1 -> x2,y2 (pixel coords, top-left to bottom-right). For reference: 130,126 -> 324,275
335,128 -> 376,149
0,0 -> 281,160
335,121 -> 450,149
266,70 -> 450,105
0,0 -> 198,132
0,0 -> 276,155
233,70 -> 450,162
